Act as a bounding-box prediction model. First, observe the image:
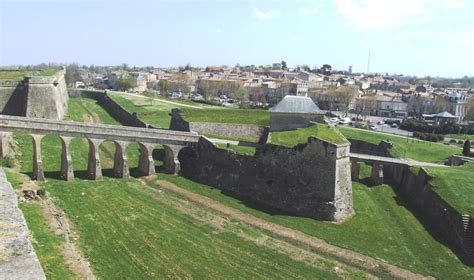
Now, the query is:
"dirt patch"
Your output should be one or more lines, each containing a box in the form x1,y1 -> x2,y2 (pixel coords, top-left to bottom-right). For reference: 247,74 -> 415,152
91,112 -> 102,124
39,197 -> 95,279
82,114 -> 93,123
148,178 -> 434,280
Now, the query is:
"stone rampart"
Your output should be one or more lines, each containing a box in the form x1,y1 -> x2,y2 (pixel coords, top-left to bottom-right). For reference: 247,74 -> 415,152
348,139 -> 392,157
179,136 -> 353,221
170,109 -> 269,144
383,165 -> 473,265
0,69 -> 68,120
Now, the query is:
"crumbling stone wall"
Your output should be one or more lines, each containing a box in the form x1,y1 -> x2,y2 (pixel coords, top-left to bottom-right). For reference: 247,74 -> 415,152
348,139 -> 392,157
170,109 -> 269,144
179,136 -> 353,221
0,70 -> 68,120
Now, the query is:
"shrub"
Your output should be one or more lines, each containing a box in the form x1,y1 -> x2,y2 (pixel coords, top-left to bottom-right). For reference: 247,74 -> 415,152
458,140 -> 464,145
463,140 -> 471,156
37,188 -> 46,197
449,139 -> 457,143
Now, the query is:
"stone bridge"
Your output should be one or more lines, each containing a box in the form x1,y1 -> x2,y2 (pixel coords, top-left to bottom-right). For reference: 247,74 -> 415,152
349,152 -> 447,185
0,115 -> 200,181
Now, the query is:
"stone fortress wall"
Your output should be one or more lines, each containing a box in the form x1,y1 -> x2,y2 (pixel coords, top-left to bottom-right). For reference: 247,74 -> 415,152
0,69 -> 68,120
179,136 -> 353,221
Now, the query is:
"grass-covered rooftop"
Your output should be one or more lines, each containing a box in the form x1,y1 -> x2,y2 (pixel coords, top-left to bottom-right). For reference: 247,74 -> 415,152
270,124 -> 348,147
0,69 -> 59,80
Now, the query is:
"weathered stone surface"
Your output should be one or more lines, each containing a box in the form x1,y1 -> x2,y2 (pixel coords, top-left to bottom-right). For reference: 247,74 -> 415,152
87,138 -> 103,180
0,168 -> 46,279
138,143 -> 156,176
113,141 -> 129,178
0,69 -> 68,120
179,137 -> 353,221
370,164 -> 384,185
269,112 -> 324,132
31,134 -> 45,182
60,136 -> 74,181
348,139 -> 392,157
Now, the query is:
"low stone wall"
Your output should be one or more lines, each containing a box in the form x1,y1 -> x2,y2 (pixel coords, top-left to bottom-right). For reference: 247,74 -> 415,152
348,139 -> 392,157
170,109 -> 269,144
179,137 -> 353,221
384,165 -> 473,265
0,168 -> 46,279
269,112 -> 324,132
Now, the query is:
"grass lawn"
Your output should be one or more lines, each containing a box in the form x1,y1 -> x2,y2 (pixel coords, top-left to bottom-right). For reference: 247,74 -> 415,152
66,97 -> 121,125
271,124 -> 348,146
215,143 -> 256,155
0,69 -> 58,80
338,126 -> 460,163
180,108 -> 269,126
19,203 -> 75,279
156,175 -> 474,279
423,163 -> 474,215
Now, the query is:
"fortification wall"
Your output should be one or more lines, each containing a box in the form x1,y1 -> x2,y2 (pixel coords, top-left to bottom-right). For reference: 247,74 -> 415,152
0,70 -> 68,120
348,139 -> 392,157
25,69 -> 68,120
269,112 -> 324,132
0,80 -> 27,116
384,165 -> 473,265
179,137 -> 353,221
170,109 -> 269,144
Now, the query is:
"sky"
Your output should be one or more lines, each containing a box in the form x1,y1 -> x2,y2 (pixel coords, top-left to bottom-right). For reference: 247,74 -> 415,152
1,0 -> 473,77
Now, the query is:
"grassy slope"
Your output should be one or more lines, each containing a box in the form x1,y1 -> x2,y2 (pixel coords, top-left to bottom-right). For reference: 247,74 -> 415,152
444,134 -> 474,141
180,108 -> 269,126
271,124 -> 348,146
424,163 -> 474,214
215,143 -> 256,155
15,97 -> 361,279
158,175 -> 474,279
19,203 -> 76,279
338,126 -> 460,163
0,69 -> 58,80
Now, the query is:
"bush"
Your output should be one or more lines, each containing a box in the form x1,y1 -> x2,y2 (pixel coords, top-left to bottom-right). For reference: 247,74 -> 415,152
458,140 -> 464,144
37,188 -> 46,197
449,139 -> 457,143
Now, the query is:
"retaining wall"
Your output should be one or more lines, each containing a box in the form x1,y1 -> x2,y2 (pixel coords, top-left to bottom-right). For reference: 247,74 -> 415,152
384,165 -> 473,265
170,109 -> 269,144
179,136 -> 353,221
348,139 -> 393,157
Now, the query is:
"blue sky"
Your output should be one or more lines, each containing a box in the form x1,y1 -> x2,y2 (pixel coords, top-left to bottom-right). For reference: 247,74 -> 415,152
1,0 -> 473,77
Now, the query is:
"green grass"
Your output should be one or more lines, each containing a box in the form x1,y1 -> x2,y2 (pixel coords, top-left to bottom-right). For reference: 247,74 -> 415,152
203,133 -> 259,143
43,178 -> 350,279
4,169 -> 24,189
215,143 -> 256,155
338,126 -> 460,163
19,203 -> 75,279
424,163 -> 474,214
180,108 -> 269,126
0,69 -> 58,80
271,124 -> 348,146
156,175 -> 474,279
66,97 -> 121,125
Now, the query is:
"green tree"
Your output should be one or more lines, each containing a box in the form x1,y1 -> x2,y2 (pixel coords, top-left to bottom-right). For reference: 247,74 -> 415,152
117,77 -> 135,91
281,60 -> 287,70
236,87 -> 250,108
158,80 -> 169,95
463,140 -> 471,156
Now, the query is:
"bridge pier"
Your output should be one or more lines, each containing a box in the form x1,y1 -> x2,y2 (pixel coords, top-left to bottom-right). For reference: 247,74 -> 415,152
163,145 -> 183,174
371,164 -> 384,185
31,134 -> 45,181
113,141 -> 129,178
60,136 -> 74,181
351,161 -> 361,181
138,143 -> 155,176
87,138 -> 103,180
0,132 -> 11,158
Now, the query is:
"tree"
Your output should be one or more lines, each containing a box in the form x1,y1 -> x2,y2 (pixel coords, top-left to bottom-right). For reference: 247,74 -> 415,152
415,85 -> 426,93
464,97 -> 474,121
117,77 -> 135,91
463,140 -> 471,156
236,87 -> 250,108
432,97 -> 450,113
158,80 -> 168,95
64,63 -> 82,86
328,86 -> 356,114
321,64 -> 332,75
281,60 -> 287,70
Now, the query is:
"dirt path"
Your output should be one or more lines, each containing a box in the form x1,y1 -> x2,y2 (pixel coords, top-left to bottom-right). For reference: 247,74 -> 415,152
148,178 -> 434,280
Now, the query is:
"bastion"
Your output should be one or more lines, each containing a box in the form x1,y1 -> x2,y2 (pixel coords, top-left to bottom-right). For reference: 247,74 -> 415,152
0,69 -> 68,120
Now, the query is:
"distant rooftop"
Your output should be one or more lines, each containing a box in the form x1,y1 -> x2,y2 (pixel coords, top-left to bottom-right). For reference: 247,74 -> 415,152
269,95 -> 323,114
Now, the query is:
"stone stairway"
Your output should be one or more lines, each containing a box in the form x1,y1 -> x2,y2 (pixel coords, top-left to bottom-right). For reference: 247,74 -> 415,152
462,214 -> 474,264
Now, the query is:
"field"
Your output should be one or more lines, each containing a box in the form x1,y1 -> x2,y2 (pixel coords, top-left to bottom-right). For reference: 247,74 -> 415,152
338,126 -> 460,163
444,134 -> 474,141
180,108 -> 269,126
9,96 -> 474,279
0,69 -> 58,80
271,124 -> 348,146
424,163 -> 474,214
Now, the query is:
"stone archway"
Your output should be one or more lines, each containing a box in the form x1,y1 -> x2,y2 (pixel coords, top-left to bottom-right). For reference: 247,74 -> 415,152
163,145 -> 184,174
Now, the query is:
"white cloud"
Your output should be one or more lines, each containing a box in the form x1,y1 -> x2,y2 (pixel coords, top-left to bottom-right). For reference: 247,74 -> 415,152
299,7 -> 320,16
253,8 -> 281,20
332,0 -> 430,28
442,0 -> 464,8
